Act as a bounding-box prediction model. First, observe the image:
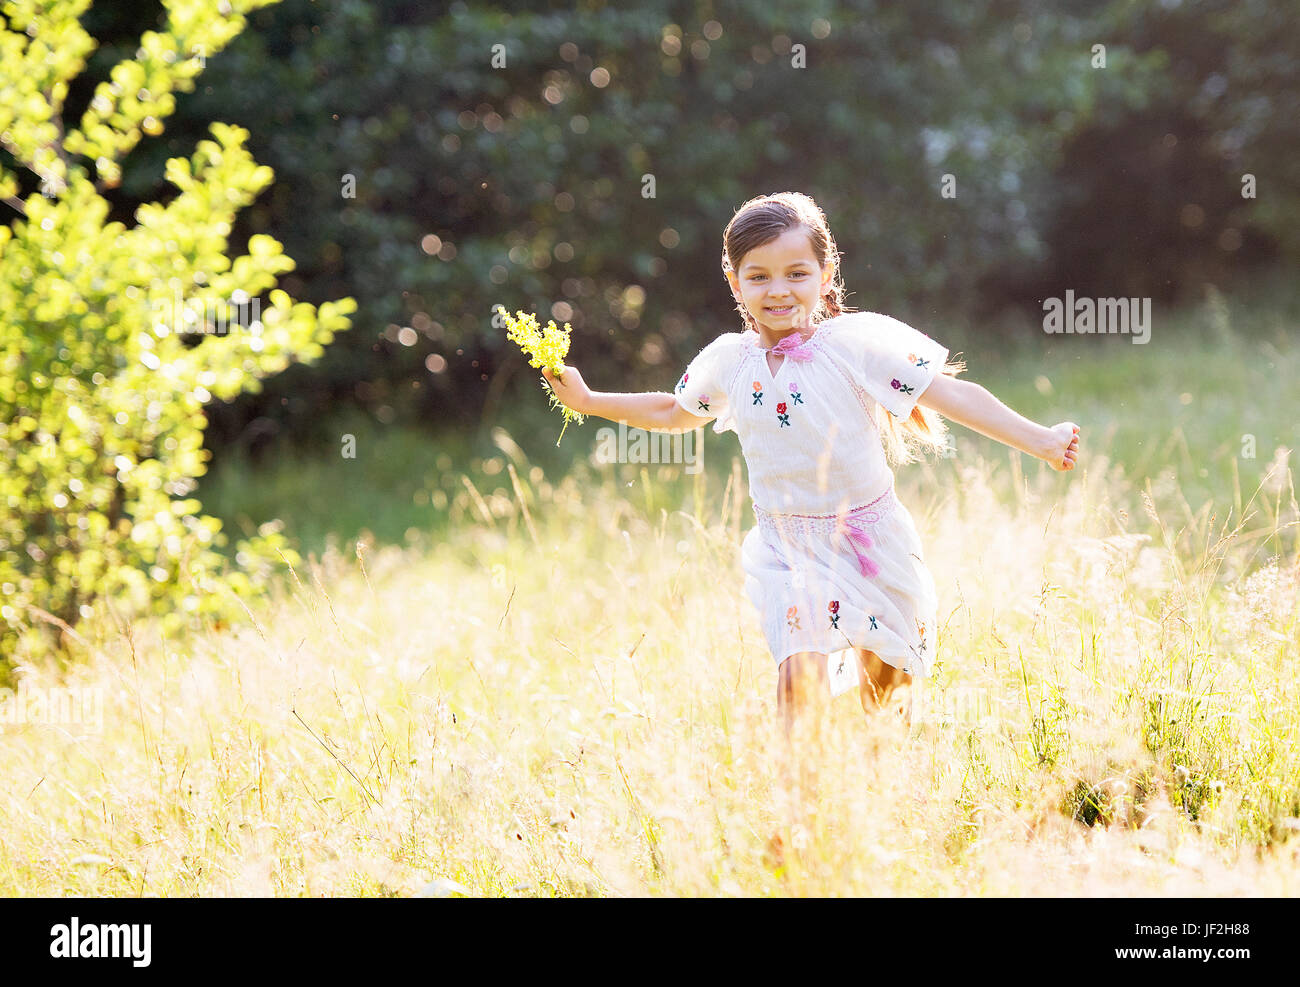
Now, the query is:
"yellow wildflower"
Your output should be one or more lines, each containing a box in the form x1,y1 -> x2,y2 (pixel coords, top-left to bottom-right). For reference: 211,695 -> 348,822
502,309 -> 585,445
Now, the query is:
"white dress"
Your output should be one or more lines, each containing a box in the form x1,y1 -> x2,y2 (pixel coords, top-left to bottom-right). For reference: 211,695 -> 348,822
672,311 -> 949,679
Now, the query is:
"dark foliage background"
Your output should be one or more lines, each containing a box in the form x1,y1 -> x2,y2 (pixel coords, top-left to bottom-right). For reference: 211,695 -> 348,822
64,0 -> 1300,457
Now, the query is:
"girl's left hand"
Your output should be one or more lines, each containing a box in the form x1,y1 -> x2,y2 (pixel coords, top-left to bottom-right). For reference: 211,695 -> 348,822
1044,422 -> 1080,471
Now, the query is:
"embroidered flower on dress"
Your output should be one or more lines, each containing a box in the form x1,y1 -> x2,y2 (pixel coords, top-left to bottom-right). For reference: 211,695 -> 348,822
776,401 -> 790,427
828,599 -> 840,629
676,372 -> 688,393
786,605 -> 801,631
752,380 -> 763,405
789,381 -> 803,404
697,394 -> 710,412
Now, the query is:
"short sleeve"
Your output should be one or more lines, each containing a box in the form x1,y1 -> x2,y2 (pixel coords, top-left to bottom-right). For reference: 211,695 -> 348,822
833,312 -> 950,420
672,334 -> 742,434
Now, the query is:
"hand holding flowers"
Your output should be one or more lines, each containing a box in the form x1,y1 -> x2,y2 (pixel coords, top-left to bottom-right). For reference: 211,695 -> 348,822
501,309 -> 588,445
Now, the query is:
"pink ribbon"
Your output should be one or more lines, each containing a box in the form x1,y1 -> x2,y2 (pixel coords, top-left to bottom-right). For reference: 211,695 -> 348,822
770,330 -> 815,362
836,511 -> 881,578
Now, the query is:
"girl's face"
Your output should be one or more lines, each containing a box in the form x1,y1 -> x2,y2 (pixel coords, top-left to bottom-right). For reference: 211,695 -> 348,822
727,226 -> 833,333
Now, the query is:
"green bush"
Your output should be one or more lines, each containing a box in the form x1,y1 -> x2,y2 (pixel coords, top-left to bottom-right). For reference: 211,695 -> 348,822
0,0 -> 355,672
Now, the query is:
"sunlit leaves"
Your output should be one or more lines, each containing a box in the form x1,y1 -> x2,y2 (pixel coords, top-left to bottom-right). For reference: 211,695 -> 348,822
0,0 -> 355,668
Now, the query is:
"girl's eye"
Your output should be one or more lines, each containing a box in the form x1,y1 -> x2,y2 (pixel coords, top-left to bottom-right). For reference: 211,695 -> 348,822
750,272 -> 807,281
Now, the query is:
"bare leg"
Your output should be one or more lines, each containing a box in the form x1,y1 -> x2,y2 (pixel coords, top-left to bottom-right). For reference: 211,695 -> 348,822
856,648 -> 912,720
777,650 -> 830,736
767,651 -> 829,868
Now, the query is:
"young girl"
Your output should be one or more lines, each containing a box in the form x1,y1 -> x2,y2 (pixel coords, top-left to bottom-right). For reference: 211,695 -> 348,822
542,192 -> 1080,728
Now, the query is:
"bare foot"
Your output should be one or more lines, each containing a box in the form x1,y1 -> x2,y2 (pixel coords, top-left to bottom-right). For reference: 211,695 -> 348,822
763,830 -> 786,870
763,825 -> 810,872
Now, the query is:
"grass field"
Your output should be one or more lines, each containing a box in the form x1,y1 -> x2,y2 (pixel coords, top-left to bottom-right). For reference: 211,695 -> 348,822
2,289 -> 1297,896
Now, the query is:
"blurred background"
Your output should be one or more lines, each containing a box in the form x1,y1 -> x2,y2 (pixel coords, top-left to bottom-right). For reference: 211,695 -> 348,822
13,0 -> 1300,559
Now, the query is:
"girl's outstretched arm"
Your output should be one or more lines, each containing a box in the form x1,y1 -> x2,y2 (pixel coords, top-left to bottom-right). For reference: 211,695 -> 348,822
540,365 -> 708,433
917,374 -> 1080,472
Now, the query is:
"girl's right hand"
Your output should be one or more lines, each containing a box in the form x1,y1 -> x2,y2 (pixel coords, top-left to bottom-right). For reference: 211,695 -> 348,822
540,364 -> 593,415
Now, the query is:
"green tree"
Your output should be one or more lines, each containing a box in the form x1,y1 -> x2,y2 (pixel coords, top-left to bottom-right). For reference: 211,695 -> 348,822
80,0 -> 1295,463
1028,0 -> 1300,303
0,0 -> 356,672
142,0 -> 1175,452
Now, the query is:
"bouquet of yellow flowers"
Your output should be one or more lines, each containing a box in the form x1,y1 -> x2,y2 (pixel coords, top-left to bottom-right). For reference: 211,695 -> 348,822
501,308 -> 585,445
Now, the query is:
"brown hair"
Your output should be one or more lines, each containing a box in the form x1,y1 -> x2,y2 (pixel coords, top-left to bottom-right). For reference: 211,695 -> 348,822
721,191 -> 851,330
720,191 -> 965,465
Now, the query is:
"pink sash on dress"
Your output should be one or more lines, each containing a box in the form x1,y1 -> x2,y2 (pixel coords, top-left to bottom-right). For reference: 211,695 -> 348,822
752,487 -> 896,580
834,507 -> 882,578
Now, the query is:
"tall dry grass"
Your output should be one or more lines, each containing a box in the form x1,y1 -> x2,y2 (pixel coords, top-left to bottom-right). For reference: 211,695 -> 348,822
3,427 -> 1297,896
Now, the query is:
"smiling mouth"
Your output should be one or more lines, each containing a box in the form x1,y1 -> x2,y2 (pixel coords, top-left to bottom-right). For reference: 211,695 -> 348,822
765,305 -> 795,314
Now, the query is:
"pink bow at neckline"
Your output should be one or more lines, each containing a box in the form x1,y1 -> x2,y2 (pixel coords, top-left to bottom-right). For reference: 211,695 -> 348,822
768,330 -> 815,362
